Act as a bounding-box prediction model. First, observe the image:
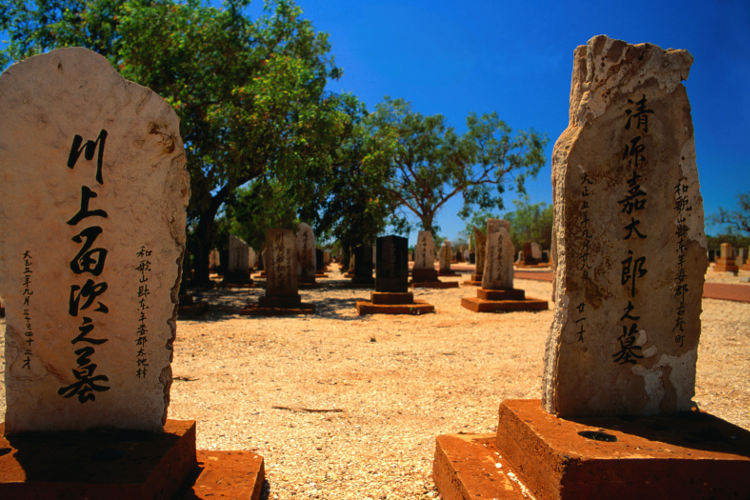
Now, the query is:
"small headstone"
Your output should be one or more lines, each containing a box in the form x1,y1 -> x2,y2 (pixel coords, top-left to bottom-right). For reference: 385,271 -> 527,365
413,231 -> 438,282
530,242 -> 542,260
472,227 -> 486,280
260,229 -> 300,307
375,236 -> 409,293
226,234 -> 250,282
248,247 -> 256,270
323,250 -> 331,265
352,245 -> 374,285
315,249 -> 325,273
714,242 -> 739,273
482,220 -> 514,290
0,48 -> 189,433
296,222 -> 316,284
439,241 -> 453,273
208,249 -> 220,271
542,35 -> 706,417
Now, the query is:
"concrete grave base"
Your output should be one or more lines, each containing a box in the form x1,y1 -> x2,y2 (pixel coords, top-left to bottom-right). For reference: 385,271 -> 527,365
411,280 -> 459,289
433,399 -> 750,500
514,262 -> 550,268
356,291 -> 434,315
714,259 -> 739,273
412,268 -> 439,282
461,289 -> 548,313
0,420 -> 266,500
742,261 -> 750,271
461,279 -> 482,287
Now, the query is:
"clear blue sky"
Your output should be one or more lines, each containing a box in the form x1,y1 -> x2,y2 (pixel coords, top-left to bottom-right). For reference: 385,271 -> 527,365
290,0 -> 749,244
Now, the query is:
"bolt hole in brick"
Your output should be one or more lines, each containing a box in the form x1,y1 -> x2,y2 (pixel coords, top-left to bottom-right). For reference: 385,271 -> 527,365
578,430 -> 618,442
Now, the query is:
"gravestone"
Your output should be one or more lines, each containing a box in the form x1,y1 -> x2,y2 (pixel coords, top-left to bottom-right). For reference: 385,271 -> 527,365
0,47 -> 189,434
742,247 -> 750,271
226,234 -> 251,282
482,220 -> 514,290
438,240 -> 456,275
357,235 -> 434,315
315,248 -> 327,276
714,242 -> 738,273
530,242 -> 542,260
542,35 -> 707,417
260,229 -> 299,307
248,246 -> 256,270
296,222 -> 316,285
434,35 -> 748,500
412,230 -> 438,282
462,220 -> 547,312
735,247 -> 746,267
352,245 -> 374,285
464,226 -> 485,285
209,248 -> 220,271
323,250 -> 331,265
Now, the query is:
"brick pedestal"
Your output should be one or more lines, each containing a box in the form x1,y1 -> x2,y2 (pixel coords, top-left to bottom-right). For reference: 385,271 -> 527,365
461,288 -> 548,313
356,291 -> 434,315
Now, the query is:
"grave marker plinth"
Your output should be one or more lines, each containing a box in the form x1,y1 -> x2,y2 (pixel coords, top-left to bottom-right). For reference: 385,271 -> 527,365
461,220 -> 547,313
412,230 -> 458,288
356,236 -> 434,315
433,36 -> 746,499
714,242 -> 739,273
0,47 -> 263,497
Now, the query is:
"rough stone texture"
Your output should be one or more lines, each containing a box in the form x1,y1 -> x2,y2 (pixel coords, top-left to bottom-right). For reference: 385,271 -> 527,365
296,222 -> 316,284
260,229 -> 300,307
438,241 -> 453,273
0,48 -> 189,433
472,227 -> 486,281
412,230 -> 438,283
226,234 -> 250,281
248,247 -> 256,270
375,236 -> 408,293
542,35 -> 707,417
482,219 -> 514,290
208,249 -> 220,271
530,242 -> 542,260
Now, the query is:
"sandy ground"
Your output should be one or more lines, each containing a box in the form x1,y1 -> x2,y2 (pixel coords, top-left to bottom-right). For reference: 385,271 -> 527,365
1,264 -> 749,499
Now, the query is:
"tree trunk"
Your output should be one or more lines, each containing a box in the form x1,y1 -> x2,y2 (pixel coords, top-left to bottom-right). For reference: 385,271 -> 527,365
191,185 -> 231,285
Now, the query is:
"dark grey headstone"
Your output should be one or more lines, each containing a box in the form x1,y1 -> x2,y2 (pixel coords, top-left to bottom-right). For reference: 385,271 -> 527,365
375,236 -> 408,292
316,248 -> 325,272
352,245 -> 374,284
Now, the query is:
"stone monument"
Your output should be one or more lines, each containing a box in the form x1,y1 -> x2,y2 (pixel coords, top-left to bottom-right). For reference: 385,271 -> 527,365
296,222 -> 316,285
434,36 -> 748,500
714,242 -> 739,273
0,47 -> 264,497
412,231 -> 458,288
463,226 -> 485,285
315,248 -> 328,277
208,248 -> 221,271
742,246 -> 750,271
461,220 -> 547,313
352,244 -> 375,285
438,240 -> 458,276
356,236 -> 434,315
242,228 -> 314,314
224,234 -> 252,284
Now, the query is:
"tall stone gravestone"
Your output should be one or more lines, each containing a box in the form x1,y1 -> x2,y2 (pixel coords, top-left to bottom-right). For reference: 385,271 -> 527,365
542,35 -> 707,417
714,242 -> 738,273
296,222 -> 316,285
438,240 -> 457,276
433,36 -> 749,500
356,235 -> 434,315
462,220 -> 547,312
352,244 -> 374,285
225,234 -> 251,283
0,48 -> 189,434
242,229 -> 314,315
464,226 -> 486,285
742,246 -> 750,271
412,230 -> 438,283
248,246 -> 256,270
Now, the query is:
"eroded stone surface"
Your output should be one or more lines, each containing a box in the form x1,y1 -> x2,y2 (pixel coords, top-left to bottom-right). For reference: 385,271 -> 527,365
472,227 -> 486,277
263,229 -> 298,301
414,231 -> 436,271
375,236 -> 408,293
439,241 -> 453,273
542,35 -> 706,417
0,48 -> 189,433
482,220 -> 514,290
296,223 -> 315,284
227,234 -> 250,280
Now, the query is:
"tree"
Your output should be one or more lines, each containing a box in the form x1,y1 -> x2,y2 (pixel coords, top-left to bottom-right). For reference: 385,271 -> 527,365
369,97 -> 548,235
503,197 -> 553,249
1,0 -> 342,284
710,192 -> 750,236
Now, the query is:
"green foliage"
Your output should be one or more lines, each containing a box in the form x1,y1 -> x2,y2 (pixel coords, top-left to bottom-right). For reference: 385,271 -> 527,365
368,97 -> 548,237
1,0 -> 343,284
503,197 -> 553,250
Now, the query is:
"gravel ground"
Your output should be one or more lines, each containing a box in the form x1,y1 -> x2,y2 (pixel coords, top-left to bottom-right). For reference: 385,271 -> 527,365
1,264 -> 748,499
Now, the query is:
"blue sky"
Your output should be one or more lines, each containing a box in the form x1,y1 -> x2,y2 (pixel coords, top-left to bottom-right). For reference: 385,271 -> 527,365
290,0 -> 749,244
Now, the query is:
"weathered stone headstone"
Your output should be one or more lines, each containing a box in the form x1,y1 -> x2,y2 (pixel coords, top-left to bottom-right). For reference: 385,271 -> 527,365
439,240 -> 453,273
465,226 -> 486,284
714,242 -> 738,273
375,236 -> 409,293
482,220 -> 514,290
530,242 -> 542,260
226,234 -> 250,282
260,229 -> 300,307
323,250 -> 331,265
413,231 -> 438,282
315,249 -> 325,273
208,248 -> 220,271
542,35 -> 707,417
0,48 -> 189,433
248,246 -> 256,270
352,245 -> 374,285
296,222 -> 316,284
